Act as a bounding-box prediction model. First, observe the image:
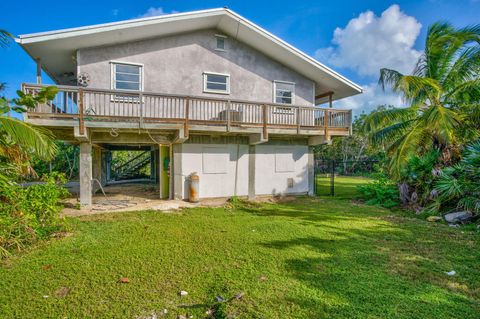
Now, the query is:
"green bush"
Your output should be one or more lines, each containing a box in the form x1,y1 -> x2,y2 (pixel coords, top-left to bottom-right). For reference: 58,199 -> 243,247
357,175 -> 400,208
0,173 -> 69,257
430,141 -> 480,214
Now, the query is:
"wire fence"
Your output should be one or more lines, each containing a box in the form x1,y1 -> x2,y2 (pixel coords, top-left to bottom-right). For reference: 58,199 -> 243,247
314,159 -> 379,196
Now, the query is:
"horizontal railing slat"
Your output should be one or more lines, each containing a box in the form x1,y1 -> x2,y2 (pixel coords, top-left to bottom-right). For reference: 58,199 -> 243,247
23,83 -> 352,130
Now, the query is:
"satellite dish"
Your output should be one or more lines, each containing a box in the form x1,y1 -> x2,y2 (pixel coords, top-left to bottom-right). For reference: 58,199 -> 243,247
77,72 -> 91,87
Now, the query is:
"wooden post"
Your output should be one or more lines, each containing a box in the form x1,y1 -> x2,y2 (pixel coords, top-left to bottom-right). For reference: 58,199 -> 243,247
78,88 -> 85,135
325,109 -> 330,141
139,91 -> 144,128
262,104 -> 268,140
296,107 -> 301,134
36,58 -> 42,84
184,98 -> 190,139
328,93 -> 333,108
348,110 -> 353,135
226,100 -> 231,132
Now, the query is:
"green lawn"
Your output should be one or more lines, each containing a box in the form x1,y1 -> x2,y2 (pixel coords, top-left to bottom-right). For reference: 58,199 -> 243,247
1,196 -> 479,318
315,175 -> 373,198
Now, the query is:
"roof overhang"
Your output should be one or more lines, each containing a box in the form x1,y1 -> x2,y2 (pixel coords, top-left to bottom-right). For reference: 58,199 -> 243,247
16,8 -> 362,104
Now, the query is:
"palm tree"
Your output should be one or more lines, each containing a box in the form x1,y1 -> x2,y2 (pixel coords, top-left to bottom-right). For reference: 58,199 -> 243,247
0,30 -> 57,179
365,22 -> 480,175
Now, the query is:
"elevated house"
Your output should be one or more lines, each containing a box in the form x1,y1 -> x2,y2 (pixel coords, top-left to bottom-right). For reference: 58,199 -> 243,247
16,8 -> 362,207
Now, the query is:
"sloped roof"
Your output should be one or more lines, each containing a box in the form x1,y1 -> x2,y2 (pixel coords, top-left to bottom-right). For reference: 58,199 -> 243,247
16,8 -> 362,104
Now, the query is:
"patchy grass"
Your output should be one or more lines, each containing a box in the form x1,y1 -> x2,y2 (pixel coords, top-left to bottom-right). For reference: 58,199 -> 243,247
1,196 -> 479,318
316,175 -> 372,198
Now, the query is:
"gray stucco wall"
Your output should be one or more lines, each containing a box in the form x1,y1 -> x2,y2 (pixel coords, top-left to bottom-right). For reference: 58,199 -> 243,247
78,29 -> 315,106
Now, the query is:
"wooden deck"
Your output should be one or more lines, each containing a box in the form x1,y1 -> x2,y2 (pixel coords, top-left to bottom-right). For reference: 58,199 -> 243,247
23,83 -> 352,138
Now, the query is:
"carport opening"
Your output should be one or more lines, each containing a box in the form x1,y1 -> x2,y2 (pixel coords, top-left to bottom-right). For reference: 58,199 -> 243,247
109,150 -> 153,183
101,145 -> 170,200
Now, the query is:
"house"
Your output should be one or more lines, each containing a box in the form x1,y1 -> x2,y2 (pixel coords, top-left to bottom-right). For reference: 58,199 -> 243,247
16,8 -> 362,207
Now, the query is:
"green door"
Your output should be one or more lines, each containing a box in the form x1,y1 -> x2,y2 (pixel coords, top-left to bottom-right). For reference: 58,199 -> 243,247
159,145 -> 170,199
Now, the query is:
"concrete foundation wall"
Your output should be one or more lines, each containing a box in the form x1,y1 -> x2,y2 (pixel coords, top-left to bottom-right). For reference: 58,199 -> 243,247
177,143 -> 249,199
254,144 -> 309,195
175,142 -> 308,199
78,29 -> 315,106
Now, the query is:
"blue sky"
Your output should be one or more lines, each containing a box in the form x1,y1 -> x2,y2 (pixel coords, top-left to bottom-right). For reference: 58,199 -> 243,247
1,0 -> 479,114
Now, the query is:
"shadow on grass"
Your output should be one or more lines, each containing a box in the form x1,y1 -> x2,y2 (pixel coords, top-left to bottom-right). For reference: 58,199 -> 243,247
240,198 -> 479,318
239,196 -> 386,226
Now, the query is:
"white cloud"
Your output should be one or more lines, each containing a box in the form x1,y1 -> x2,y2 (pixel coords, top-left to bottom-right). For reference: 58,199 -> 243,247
316,4 -> 422,77
137,7 -> 177,18
334,83 -> 404,115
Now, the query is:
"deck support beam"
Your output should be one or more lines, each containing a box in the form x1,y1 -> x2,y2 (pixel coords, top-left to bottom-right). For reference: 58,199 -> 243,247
307,146 -> 315,196
172,128 -> 188,144
308,135 -> 331,146
248,145 -> 256,200
172,144 -> 183,200
92,146 -> 103,194
79,142 -> 92,208
74,126 -> 89,142
248,132 -> 268,145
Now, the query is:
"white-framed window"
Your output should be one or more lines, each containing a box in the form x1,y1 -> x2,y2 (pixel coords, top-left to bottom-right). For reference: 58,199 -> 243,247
274,81 -> 295,105
215,34 -> 227,51
203,72 -> 230,94
110,61 -> 143,91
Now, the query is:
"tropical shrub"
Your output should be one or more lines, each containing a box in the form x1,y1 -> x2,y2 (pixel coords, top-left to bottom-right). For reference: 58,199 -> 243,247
357,174 -> 400,208
430,141 -> 480,214
0,173 -> 69,257
31,142 -> 79,180
397,150 -> 440,206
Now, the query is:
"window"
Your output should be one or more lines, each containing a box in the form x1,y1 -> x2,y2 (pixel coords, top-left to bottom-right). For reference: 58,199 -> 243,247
274,81 -> 295,104
203,72 -> 230,94
215,35 -> 227,51
111,62 -> 142,91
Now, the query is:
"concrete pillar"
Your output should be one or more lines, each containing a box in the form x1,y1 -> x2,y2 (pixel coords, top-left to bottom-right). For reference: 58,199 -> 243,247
101,151 -> 108,186
248,145 -> 256,200
150,149 -> 156,181
92,146 -> 102,194
79,143 -> 92,207
105,151 -> 112,182
307,146 -> 315,196
173,144 -> 183,200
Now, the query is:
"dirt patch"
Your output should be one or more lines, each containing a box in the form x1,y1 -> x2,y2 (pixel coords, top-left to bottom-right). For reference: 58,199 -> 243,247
62,182 -> 302,217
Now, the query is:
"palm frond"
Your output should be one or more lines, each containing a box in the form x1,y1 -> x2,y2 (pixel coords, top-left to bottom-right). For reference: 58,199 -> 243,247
369,119 -> 416,145
445,79 -> 480,105
423,22 -> 456,79
458,196 -> 480,213
443,46 -> 480,93
0,29 -> 12,48
420,105 -> 461,145
378,68 -> 404,92
379,68 -> 442,106
387,123 -> 424,175
396,76 -> 442,105
363,107 -> 416,133
0,116 -> 57,160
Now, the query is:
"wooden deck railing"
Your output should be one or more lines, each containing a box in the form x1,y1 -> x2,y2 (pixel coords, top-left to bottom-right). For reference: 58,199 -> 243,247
23,84 -> 352,134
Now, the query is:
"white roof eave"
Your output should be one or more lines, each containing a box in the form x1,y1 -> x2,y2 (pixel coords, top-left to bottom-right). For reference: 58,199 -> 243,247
16,7 -> 362,101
